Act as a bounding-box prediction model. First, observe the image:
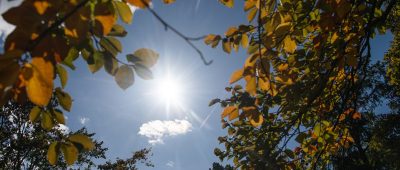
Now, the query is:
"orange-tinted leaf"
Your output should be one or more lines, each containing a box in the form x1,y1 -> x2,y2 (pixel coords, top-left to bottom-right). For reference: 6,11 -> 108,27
127,0 -> 151,8
163,0 -> 176,4
245,76 -> 257,96
352,112 -> 361,120
33,1 -> 50,15
222,106 -> 238,119
26,57 -> 54,106
219,0 -> 234,8
283,36 -> 296,54
95,15 -> 116,36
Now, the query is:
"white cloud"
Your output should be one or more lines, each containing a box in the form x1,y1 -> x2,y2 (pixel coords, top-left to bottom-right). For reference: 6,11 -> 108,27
166,161 -> 174,167
55,124 -> 70,135
0,0 -> 22,34
138,119 -> 192,145
79,117 -> 90,125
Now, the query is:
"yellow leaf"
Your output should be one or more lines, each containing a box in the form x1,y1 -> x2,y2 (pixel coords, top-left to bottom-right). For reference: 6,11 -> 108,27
230,69 -> 243,84
113,1 -> 133,24
34,1 -> 50,15
247,8 -> 257,22
283,36 -> 296,54
61,143 -> 78,165
163,0 -> 175,4
26,57 -> 54,107
55,88 -> 72,111
47,142 -> 58,165
204,34 -> 221,48
244,0 -> 256,11
249,113 -> 263,127
225,27 -> 238,37
241,34 -> 249,48
29,106 -> 41,122
219,0 -> 234,8
277,63 -> 288,71
245,76 -> 257,96
331,32 -> 339,44
222,40 -> 231,54
115,65 -> 134,90
259,77 -> 270,91
69,134 -> 95,150
222,106 -> 238,119
127,0 -> 151,8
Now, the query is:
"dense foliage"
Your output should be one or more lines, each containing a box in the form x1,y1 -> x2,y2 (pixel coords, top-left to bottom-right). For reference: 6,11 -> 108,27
207,0 -> 400,169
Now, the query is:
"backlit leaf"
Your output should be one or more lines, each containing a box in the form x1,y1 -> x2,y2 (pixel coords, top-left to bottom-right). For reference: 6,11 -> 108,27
222,106 -> 238,119
247,8 -> 257,22
56,65 -> 68,89
26,57 -> 54,107
230,69 -> 243,84
134,64 -> 153,80
130,48 -> 159,68
29,106 -> 41,122
41,111 -> 53,130
33,1 -> 49,15
100,37 -> 122,56
352,112 -> 361,120
163,0 -> 176,4
245,76 -> 257,96
61,143 -> 78,165
127,0 -> 151,8
219,0 -> 234,8
69,134 -> 95,150
241,34 -> 249,48
47,142 -> 58,165
53,109 -> 65,125
114,65 -> 134,90
55,88 -> 72,112
283,36 -> 296,54
222,39 -> 231,54
113,1 -> 133,24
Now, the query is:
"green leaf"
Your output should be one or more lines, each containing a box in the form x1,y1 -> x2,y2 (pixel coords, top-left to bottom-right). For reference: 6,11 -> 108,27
41,111 -> 54,131
108,24 -> 128,37
133,64 -> 153,80
68,134 -> 95,150
29,106 -> 41,122
88,51 -> 105,73
61,143 -> 78,165
128,48 -> 159,68
100,37 -> 122,56
62,48 -> 79,70
55,88 -> 72,112
113,1 -> 133,24
295,132 -> 307,143
104,52 -> 119,75
114,65 -> 134,90
53,109 -> 65,125
56,64 -> 68,89
47,141 -> 59,165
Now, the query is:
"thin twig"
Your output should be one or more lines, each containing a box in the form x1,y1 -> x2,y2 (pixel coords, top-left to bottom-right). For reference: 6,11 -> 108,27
143,1 -> 213,65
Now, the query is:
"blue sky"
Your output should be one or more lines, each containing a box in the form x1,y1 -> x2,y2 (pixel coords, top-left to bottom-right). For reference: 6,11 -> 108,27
0,0 -> 394,169
64,1 -> 249,169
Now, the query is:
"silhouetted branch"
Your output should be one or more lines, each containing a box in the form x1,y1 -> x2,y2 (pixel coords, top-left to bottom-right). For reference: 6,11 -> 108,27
144,2 -> 213,65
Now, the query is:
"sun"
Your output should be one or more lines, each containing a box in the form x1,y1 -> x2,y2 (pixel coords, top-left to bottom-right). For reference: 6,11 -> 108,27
155,76 -> 184,105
